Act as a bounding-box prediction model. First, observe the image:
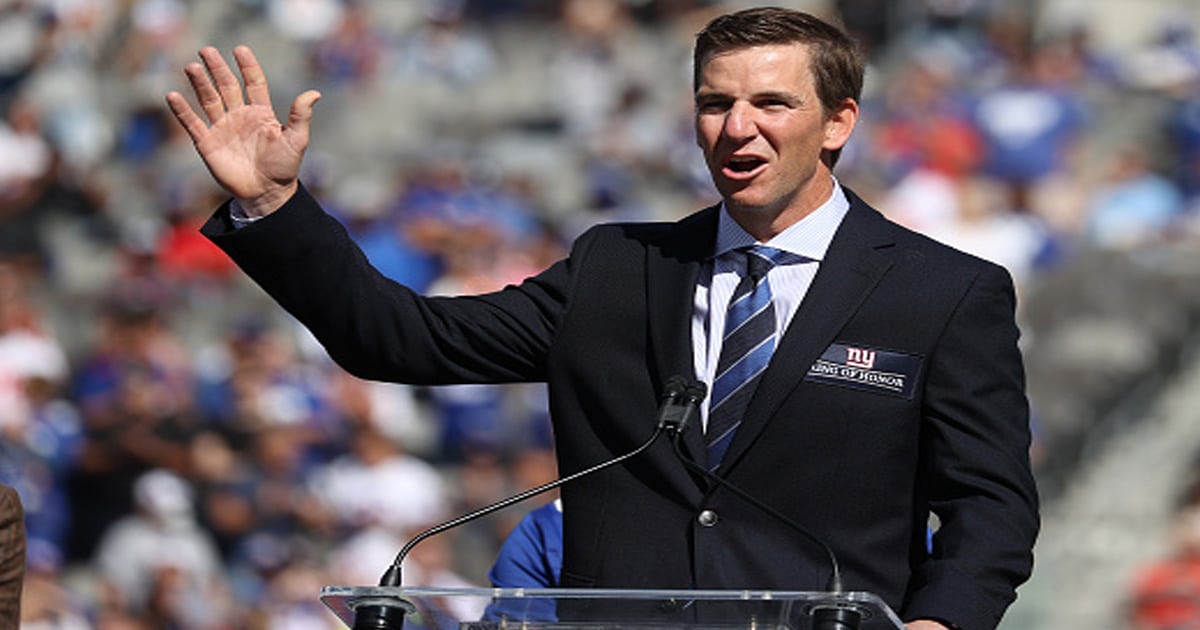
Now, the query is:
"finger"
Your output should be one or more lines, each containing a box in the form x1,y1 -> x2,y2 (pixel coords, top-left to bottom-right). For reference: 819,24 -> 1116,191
285,89 -> 322,140
165,91 -> 209,145
184,61 -> 225,124
233,45 -> 273,109
199,46 -> 245,110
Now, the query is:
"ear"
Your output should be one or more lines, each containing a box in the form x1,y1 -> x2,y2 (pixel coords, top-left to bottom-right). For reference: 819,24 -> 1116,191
822,97 -> 859,152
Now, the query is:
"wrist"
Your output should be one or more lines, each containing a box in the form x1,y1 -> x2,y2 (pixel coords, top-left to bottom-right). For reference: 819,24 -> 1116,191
235,181 -> 298,218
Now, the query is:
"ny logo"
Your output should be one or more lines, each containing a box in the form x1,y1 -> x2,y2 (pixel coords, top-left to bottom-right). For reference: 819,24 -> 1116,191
846,347 -> 876,369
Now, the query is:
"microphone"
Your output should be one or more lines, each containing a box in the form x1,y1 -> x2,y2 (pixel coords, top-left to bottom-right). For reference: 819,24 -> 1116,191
656,378 -> 707,434
351,376 -> 699,629
665,408 -> 862,630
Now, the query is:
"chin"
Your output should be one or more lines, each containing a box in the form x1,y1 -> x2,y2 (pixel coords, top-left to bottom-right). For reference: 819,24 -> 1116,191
723,192 -> 780,216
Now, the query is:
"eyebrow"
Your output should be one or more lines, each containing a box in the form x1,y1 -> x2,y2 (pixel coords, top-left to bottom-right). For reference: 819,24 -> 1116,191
694,89 -> 802,105
751,90 -> 801,105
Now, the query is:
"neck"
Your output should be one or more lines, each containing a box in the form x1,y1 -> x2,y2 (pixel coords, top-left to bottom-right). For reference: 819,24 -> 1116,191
727,173 -> 835,242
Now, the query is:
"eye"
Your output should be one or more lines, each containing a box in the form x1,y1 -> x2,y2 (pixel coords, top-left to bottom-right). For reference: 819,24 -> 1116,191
695,96 -> 731,114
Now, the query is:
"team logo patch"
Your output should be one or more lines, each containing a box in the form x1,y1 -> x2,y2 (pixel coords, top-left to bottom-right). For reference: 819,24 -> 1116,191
805,343 -> 922,399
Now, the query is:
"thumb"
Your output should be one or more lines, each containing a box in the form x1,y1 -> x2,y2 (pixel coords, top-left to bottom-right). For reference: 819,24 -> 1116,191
285,89 -> 322,141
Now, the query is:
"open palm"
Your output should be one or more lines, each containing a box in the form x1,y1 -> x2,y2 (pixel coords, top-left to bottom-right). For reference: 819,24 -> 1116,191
166,46 -> 320,217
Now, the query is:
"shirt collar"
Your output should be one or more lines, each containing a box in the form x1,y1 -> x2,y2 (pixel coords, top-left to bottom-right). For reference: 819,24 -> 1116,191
712,178 -> 850,263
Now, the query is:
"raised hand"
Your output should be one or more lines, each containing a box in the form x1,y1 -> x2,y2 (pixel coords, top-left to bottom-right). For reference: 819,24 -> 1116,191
165,46 -> 321,217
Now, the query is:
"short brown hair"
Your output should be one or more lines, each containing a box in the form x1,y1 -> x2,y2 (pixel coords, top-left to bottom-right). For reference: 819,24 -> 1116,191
693,7 -> 864,115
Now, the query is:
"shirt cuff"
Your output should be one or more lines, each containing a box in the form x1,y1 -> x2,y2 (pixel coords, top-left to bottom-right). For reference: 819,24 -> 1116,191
228,199 -> 264,229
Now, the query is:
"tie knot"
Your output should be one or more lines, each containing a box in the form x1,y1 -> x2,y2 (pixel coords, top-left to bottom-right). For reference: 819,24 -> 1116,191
743,245 -> 803,280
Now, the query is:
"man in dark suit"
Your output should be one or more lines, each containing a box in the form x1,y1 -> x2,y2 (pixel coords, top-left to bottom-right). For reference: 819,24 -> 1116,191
167,8 -> 1038,629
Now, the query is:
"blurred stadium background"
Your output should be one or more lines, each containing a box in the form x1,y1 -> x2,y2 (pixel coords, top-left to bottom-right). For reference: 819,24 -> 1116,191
2,0 -> 1200,627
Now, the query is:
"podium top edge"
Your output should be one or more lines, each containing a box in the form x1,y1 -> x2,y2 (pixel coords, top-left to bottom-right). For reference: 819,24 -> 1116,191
319,586 -> 888,604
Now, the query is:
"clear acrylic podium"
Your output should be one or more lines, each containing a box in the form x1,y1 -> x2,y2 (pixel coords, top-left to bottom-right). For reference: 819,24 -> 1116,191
320,586 -> 906,629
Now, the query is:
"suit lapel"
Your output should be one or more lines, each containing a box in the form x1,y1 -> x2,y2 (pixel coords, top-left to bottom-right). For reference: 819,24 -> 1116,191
717,194 -> 898,473
646,206 -> 717,475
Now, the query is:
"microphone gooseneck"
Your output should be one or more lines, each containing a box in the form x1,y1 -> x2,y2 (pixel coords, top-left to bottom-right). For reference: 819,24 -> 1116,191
667,412 -> 864,628
377,376 -> 696,588
354,377 -> 697,629
358,376 -> 860,630
664,400 -> 861,630
667,431 -> 847,593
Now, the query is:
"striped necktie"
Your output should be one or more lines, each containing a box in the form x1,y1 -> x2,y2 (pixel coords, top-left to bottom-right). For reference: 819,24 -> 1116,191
706,245 -> 804,470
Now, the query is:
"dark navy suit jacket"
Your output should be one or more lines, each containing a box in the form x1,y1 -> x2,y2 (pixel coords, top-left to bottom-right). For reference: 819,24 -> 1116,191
204,184 -> 1038,630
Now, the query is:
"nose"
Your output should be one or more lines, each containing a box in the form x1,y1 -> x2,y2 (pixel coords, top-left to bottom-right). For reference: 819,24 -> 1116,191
722,102 -> 757,142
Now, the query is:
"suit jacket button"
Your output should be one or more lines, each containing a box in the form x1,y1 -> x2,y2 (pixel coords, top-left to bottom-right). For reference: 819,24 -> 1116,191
697,509 -> 719,527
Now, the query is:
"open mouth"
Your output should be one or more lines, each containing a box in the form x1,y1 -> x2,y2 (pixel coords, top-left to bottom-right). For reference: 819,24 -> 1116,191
722,156 -> 767,178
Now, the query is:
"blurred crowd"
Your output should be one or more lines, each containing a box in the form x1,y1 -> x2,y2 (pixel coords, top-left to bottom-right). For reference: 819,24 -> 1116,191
1,0 -> 1200,627
1130,466 -> 1200,630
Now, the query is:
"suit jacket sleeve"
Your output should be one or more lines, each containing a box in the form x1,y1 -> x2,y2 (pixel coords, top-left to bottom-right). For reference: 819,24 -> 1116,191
201,183 -> 574,385
904,261 -> 1039,629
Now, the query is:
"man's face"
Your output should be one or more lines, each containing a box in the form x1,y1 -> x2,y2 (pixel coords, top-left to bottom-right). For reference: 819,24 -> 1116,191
694,44 -> 855,237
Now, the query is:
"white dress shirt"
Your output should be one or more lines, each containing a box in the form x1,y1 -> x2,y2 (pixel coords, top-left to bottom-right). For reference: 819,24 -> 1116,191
691,180 -> 850,428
